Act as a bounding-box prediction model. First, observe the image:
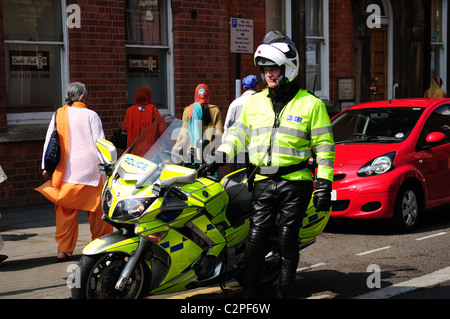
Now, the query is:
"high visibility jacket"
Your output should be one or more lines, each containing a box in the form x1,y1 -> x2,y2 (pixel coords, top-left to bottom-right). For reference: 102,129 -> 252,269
218,88 -> 335,182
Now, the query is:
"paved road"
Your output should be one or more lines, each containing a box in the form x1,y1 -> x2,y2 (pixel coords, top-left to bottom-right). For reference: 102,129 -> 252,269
0,204 -> 449,301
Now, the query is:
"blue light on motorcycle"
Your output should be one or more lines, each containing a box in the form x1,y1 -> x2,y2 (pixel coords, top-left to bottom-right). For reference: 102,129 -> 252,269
157,210 -> 182,222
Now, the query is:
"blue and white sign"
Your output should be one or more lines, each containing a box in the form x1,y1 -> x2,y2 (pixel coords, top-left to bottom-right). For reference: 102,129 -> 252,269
230,18 -> 253,54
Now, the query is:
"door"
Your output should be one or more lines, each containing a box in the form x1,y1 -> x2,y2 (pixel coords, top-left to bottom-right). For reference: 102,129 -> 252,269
370,25 -> 388,101
416,104 -> 450,202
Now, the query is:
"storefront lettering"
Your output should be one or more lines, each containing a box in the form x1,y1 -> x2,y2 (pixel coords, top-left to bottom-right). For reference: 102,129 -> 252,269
10,51 -> 50,72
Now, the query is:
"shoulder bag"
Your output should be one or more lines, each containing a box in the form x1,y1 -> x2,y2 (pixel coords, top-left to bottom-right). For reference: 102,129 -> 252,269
44,110 -> 61,173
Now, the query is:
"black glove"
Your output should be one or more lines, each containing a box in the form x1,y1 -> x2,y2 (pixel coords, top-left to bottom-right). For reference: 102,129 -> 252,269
198,151 -> 227,177
313,178 -> 332,212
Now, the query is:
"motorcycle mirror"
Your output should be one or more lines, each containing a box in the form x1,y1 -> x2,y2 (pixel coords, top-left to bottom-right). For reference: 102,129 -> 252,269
96,138 -> 117,165
160,165 -> 197,188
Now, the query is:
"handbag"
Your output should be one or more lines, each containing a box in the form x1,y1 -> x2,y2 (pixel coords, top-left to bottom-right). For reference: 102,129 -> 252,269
110,128 -> 127,149
44,110 -> 61,173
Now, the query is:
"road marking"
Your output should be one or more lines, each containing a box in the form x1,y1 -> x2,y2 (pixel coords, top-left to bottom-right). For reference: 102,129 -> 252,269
166,281 -> 240,299
415,231 -> 447,241
354,266 -> 450,299
297,263 -> 326,272
307,294 -> 331,299
356,246 -> 391,256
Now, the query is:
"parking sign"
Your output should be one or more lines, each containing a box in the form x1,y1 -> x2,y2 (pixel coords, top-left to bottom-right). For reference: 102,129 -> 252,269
230,18 -> 253,54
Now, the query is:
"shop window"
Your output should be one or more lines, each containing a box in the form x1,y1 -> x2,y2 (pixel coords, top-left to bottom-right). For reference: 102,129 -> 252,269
125,0 -> 173,114
3,0 -> 68,125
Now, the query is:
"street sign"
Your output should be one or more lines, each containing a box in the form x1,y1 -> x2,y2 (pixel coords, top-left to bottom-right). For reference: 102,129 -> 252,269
230,18 -> 253,54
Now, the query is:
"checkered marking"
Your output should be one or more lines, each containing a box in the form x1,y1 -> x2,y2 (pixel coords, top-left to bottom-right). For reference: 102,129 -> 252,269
160,237 -> 187,253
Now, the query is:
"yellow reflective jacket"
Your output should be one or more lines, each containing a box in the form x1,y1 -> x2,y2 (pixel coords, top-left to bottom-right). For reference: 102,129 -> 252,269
218,88 -> 335,182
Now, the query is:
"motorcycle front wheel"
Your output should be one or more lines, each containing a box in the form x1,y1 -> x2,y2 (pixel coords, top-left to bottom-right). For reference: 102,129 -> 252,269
71,253 -> 150,299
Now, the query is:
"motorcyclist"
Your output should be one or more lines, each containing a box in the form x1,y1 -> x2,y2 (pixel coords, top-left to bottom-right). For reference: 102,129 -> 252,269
214,30 -> 335,298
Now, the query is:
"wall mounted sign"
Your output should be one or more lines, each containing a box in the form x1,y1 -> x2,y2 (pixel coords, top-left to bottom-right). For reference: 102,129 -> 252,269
230,18 -> 253,54
338,78 -> 355,101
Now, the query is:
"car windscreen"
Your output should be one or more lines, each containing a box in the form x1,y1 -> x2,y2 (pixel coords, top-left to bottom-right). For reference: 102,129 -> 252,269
332,107 -> 425,144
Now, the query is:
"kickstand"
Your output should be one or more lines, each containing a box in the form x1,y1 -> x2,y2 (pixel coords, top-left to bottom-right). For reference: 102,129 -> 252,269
219,281 -> 230,298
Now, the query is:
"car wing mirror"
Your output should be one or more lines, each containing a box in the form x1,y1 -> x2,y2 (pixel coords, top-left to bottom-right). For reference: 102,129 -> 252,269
426,132 -> 445,144
422,132 -> 446,150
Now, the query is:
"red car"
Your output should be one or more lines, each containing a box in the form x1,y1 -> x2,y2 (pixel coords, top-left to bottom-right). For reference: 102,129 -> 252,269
330,98 -> 450,232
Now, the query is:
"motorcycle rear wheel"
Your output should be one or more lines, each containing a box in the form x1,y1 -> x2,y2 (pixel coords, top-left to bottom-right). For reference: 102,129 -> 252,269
71,253 -> 149,299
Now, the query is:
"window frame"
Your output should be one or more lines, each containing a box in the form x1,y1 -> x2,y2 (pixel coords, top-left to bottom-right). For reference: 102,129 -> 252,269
305,0 -> 329,100
124,0 -> 174,115
266,0 -> 329,100
430,0 -> 448,93
3,0 -> 70,126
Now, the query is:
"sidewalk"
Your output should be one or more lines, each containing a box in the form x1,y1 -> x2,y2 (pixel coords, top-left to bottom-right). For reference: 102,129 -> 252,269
0,204 -> 91,299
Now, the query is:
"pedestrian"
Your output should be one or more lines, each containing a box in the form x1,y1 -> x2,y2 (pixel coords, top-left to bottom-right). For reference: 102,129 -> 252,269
424,76 -> 447,98
0,164 -> 14,264
35,82 -> 113,262
223,75 -> 259,170
214,31 -> 335,298
121,86 -> 167,149
174,84 -> 224,159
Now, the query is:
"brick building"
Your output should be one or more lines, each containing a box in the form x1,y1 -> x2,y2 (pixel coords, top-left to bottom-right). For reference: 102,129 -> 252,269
0,0 -> 448,209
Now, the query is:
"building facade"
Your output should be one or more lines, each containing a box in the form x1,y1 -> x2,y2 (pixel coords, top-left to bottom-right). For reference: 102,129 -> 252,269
0,0 -> 448,209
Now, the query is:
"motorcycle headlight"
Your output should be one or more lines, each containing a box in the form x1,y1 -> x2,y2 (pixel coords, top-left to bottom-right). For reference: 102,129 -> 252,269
112,197 -> 156,221
357,152 -> 396,177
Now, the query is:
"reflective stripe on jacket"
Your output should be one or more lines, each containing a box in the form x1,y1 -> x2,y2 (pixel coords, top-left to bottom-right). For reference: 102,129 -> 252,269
218,88 -> 335,182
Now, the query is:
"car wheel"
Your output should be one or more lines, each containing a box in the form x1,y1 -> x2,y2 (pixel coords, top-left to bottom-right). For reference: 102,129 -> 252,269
392,183 -> 422,233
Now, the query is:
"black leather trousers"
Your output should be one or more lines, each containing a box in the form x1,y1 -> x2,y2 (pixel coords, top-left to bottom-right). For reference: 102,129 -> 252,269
244,178 -> 313,298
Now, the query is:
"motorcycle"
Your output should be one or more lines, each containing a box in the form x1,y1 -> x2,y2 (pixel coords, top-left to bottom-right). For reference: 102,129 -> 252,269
71,117 -> 330,299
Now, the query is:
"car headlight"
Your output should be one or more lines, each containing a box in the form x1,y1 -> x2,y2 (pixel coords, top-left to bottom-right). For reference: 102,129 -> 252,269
357,152 -> 396,177
112,197 -> 156,221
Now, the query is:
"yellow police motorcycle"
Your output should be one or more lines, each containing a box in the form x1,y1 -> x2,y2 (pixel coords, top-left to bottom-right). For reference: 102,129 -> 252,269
71,118 -> 330,299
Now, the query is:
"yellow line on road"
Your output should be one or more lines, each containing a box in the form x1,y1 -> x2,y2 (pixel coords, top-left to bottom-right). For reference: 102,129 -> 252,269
167,282 -> 241,299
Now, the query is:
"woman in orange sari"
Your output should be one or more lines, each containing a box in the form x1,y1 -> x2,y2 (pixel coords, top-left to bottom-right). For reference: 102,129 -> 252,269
36,82 -> 113,261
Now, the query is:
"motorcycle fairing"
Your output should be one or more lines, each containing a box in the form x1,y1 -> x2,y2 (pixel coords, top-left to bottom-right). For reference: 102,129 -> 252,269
189,214 -> 226,256
151,269 -> 197,295
299,199 -> 331,242
157,229 -> 203,285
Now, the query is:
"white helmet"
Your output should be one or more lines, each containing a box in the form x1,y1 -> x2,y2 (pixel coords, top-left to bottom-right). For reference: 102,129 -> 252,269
254,30 -> 299,85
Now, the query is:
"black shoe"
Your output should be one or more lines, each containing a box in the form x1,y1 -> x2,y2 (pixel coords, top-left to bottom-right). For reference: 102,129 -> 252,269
0,254 -> 8,264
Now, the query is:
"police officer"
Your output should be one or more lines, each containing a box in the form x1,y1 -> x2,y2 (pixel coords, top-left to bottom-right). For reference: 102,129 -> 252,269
216,31 -> 335,298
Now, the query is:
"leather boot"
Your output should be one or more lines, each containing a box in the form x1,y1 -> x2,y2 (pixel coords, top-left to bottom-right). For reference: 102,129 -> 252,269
242,270 -> 261,299
276,226 -> 300,299
276,267 -> 296,299
242,226 -> 268,299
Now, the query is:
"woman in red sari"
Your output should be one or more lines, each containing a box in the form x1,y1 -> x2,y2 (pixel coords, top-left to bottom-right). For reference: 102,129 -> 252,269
121,86 -> 167,149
